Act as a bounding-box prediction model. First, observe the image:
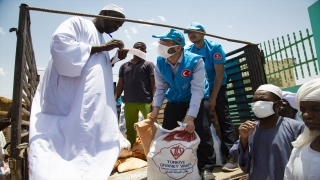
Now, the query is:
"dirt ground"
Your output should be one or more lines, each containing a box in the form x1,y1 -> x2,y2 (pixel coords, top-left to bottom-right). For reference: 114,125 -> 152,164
109,166 -> 248,180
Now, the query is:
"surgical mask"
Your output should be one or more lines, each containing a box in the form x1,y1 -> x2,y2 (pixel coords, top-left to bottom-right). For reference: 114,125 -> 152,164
157,44 -> 177,58
251,101 -> 275,118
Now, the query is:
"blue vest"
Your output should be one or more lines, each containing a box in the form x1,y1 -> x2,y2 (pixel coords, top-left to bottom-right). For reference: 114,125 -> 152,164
185,39 -> 227,90
157,50 -> 209,103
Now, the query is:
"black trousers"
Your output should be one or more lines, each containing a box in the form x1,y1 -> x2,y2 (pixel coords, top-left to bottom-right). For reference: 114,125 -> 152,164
213,85 -> 236,157
162,99 -> 216,171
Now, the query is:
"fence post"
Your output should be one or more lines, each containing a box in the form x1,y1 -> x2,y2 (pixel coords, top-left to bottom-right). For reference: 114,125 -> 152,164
10,3 -> 29,180
308,1 -> 320,69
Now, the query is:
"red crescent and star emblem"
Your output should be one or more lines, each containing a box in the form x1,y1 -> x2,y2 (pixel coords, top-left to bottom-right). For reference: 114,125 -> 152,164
181,69 -> 191,78
214,53 -> 222,60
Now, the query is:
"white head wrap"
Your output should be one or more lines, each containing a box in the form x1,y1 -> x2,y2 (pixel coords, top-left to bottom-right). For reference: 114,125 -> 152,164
296,78 -> 320,109
292,78 -> 320,148
256,84 -> 282,99
102,4 -> 125,16
282,91 -> 302,121
282,91 -> 298,110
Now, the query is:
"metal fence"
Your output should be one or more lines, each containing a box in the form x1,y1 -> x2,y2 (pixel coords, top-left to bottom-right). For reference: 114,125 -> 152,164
9,4 -> 39,180
225,45 -> 267,125
259,29 -> 319,88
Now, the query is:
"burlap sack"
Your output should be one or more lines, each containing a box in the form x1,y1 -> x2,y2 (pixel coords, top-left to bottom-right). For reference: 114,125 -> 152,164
134,119 -> 157,155
117,157 -> 147,173
113,159 -> 121,171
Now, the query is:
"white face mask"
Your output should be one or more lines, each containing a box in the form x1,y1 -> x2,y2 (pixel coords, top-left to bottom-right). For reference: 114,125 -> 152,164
251,101 -> 275,118
157,44 -> 177,58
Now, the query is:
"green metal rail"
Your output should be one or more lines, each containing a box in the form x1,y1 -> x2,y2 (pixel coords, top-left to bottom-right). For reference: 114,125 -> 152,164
259,29 -> 318,88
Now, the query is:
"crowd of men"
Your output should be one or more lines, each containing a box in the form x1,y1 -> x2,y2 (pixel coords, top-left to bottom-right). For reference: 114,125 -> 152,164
27,3 -> 320,180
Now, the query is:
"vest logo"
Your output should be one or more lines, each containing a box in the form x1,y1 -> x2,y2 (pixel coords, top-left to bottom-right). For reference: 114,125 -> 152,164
214,53 -> 222,60
170,145 -> 185,160
181,69 -> 191,78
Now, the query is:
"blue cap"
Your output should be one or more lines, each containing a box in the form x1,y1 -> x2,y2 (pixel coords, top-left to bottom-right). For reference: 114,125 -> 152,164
184,22 -> 205,34
152,29 -> 186,47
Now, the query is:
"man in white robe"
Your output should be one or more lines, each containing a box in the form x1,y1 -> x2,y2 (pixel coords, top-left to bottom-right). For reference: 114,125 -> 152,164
284,78 -> 320,180
28,4 -> 128,180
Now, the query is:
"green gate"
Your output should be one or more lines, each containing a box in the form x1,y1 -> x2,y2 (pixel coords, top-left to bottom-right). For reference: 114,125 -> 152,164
259,29 -> 319,92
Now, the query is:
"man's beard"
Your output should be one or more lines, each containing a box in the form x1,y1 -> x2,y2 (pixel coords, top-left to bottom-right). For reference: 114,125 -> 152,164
292,126 -> 320,148
309,130 -> 320,137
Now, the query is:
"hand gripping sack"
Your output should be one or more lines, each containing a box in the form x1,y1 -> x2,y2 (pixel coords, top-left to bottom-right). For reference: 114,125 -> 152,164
147,122 -> 201,180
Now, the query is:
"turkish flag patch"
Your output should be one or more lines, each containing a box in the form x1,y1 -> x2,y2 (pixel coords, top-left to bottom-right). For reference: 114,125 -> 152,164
181,69 -> 191,78
214,53 -> 222,60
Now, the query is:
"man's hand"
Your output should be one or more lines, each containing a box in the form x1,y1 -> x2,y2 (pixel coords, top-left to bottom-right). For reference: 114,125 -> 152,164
117,49 -> 129,60
239,120 -> 256,138
103,39 -> 124,51
239,120 -> 256,150
183,115 -> 195,133
91,39 -> 125,55
148,106 -> 160,121
209,96 -> 216,112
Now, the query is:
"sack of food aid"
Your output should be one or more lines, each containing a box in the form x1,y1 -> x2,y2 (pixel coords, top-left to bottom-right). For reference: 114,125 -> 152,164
134,118 -> 157,155
147,122 -> 201,180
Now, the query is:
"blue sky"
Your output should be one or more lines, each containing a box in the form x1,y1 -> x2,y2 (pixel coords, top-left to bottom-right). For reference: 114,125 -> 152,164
0,0 -> 318,99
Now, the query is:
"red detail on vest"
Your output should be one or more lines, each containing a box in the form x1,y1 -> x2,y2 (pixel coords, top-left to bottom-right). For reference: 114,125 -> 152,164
181,69 -> 191,78
163,130 -> 197,142
170,145 -> 185,160
177,37 -> 182,42
214,53 -> 222,60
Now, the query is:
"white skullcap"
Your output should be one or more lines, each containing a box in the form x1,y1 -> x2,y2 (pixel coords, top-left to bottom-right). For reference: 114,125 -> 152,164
256,84 -> 282,99
296,78 -> 320,111
102,4 -> 125,15
282,91 -> 298,110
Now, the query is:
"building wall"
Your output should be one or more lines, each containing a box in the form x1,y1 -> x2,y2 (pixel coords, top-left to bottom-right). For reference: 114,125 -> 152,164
264,58 -> 296,88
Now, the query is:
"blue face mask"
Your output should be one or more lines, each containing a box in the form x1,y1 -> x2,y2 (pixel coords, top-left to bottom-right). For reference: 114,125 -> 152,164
252,101 -> 275,118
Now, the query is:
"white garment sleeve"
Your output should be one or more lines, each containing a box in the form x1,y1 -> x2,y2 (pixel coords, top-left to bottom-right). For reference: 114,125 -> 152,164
283,148 -> 296,180
153,66 -> 168,107
51,17 -> 92,77
187,58 -> 205,117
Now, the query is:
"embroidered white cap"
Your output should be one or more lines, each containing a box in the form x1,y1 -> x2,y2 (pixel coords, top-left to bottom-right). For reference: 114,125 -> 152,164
102,4 -> 125,16
256,84 -> 282,99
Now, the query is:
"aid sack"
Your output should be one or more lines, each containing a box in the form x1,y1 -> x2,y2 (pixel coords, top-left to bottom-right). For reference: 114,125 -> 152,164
147,123 -> 201,180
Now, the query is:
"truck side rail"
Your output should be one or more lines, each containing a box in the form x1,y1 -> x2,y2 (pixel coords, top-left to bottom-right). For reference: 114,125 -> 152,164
9,4 -> 39,180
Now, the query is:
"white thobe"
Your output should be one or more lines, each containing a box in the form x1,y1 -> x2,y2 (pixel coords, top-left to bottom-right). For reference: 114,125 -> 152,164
29,17 -> 119,180
284,142 -> 320,180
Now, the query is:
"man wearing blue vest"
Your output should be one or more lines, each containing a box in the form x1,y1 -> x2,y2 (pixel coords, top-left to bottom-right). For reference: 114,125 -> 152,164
149,29 -> 216,180
185,22 -> 237,172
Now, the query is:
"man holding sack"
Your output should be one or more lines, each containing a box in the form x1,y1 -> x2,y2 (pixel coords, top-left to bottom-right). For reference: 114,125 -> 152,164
149,29 -> 216,180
